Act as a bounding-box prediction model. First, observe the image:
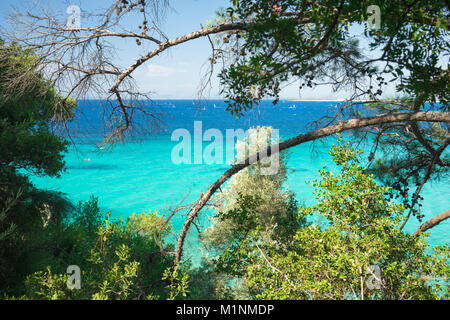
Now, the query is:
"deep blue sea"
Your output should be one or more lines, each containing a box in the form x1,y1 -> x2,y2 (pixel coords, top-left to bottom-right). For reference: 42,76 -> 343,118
30,100 -> 449,260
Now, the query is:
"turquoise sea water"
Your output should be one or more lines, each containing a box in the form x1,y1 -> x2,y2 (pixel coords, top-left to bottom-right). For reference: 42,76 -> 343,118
30,100 -> 449,259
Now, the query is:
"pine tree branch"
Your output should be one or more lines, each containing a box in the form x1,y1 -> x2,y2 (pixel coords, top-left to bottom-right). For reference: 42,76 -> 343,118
413,210 -> 450,236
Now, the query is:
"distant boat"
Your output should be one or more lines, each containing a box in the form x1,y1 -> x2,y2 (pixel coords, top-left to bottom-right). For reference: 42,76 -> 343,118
172,104 -> 176,108
288,104 -> 296,109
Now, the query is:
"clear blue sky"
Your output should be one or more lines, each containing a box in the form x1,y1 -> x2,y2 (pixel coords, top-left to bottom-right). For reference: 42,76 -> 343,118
0,0 -> 396,100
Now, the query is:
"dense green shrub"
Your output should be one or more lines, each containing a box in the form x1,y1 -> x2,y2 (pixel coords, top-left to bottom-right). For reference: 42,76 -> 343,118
224,139 -> 449,299
20,204 -> 186,300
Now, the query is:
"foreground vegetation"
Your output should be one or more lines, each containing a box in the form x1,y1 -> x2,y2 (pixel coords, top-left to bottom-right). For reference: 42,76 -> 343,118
1,67 -> 448,299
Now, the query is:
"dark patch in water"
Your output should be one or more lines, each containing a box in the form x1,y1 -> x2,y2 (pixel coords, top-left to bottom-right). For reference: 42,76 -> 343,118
66,164 -> 119,171
291,167 -> 308,172
70,140 -> 100,145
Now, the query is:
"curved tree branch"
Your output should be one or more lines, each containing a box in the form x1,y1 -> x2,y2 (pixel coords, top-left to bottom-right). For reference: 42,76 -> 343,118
109,22 -> 251,93
174,110 -> 450,264
413,210 -> 450,236
399,137 -> 450,230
